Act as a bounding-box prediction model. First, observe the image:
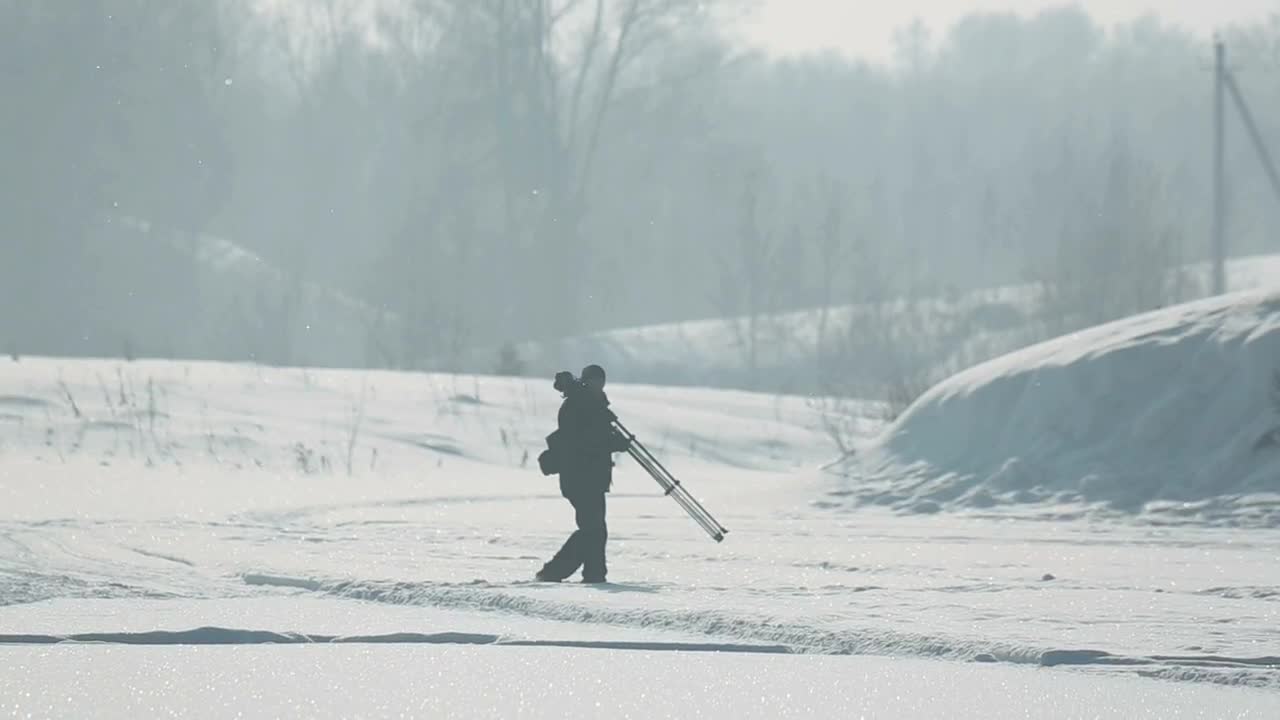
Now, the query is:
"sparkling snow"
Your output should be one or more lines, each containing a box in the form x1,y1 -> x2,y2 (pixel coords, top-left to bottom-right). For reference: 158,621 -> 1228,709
1,349 -> 1277,717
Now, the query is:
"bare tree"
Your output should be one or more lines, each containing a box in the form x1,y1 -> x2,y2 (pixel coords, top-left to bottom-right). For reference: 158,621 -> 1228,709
715,167 -> 781,389
1035,139 -> 1195,337
811,175 -> 849,376
438,0 -> 723,339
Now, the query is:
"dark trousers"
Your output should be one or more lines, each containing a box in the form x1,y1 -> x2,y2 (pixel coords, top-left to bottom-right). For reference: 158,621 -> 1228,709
540,491 -> 608,581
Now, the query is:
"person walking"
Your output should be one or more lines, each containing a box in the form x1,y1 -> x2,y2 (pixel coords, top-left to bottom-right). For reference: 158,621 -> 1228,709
536,364 -> 629,583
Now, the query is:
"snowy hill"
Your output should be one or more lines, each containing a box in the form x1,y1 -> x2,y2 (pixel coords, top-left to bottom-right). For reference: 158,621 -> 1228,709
47,215 -> 397,367
483,254 -> 1280,397
842,286 -> 1280,527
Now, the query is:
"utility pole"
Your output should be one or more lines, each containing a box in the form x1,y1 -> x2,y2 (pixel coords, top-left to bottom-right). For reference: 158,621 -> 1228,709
1213,38 -> 1226,296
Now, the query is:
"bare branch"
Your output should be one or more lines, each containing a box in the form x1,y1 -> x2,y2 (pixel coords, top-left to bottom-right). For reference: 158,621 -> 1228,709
573,0 -> 642,203
550,0 -> 586,25
566,0 -> 606,150
536,0 -> 561,135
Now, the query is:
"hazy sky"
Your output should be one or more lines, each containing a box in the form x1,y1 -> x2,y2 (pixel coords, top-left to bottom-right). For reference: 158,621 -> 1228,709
258,1 -> 1280,66
742,0 -> 1280,62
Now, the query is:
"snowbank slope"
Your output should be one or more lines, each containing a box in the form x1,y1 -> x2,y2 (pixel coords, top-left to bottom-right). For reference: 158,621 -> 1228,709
847,287 -> 1280,526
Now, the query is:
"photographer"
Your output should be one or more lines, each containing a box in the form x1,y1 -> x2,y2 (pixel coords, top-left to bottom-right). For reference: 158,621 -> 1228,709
536,364 -> 630,583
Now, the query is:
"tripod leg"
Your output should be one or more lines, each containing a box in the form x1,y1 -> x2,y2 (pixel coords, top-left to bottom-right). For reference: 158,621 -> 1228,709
621,433 -> 727,542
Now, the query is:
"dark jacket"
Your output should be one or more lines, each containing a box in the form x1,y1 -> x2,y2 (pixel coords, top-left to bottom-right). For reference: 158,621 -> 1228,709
551,388 -> 627,496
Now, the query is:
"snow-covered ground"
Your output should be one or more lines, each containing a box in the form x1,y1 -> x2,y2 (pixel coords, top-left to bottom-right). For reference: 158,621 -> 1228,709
7,644 -> 1276,719
1,356 -> 1278,717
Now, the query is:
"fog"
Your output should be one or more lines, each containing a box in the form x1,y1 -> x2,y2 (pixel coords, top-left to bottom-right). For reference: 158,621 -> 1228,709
3,1 -> 1277,388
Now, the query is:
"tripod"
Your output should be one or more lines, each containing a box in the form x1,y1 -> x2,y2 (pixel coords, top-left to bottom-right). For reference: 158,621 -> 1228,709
611,418 -> 728,542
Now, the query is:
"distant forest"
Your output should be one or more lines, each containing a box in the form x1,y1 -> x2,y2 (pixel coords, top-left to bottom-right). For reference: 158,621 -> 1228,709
4,2 -> 1279,369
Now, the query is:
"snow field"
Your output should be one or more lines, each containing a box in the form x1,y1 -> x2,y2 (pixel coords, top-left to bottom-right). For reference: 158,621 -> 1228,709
1,351 -> 1277,718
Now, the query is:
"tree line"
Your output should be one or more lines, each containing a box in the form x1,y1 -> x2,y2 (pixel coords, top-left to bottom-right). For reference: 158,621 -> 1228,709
3,1 -> 1278,372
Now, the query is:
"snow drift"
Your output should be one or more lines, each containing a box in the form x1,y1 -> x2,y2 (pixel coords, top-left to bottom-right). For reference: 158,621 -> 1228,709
847,287 -> 1280,526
